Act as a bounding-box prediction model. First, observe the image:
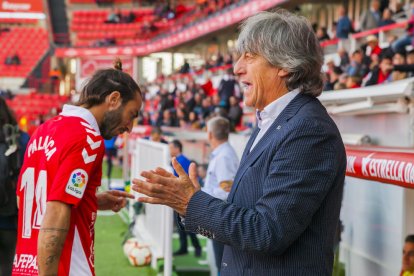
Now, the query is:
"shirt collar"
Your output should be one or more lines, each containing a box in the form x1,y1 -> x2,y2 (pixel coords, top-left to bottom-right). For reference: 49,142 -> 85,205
256,89 -> 300,129
60,104 -> 101,135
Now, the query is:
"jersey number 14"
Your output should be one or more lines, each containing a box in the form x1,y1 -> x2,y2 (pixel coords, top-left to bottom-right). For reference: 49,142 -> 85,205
20,167 -> 47,238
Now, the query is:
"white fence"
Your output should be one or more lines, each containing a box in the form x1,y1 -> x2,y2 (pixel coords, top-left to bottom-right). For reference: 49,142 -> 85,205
130,139 -> 173,276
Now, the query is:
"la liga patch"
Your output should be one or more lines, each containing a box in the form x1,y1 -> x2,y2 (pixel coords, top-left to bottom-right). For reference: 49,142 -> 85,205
65,169 -> 88,198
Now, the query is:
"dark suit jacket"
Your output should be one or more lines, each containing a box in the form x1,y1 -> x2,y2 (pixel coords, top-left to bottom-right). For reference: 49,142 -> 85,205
182,93 -> 346,275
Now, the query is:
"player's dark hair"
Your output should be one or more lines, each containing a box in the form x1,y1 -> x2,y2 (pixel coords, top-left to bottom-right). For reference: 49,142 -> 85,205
170,139 -> 183,153
77,57 -> 141,108
406,235 -> 414,243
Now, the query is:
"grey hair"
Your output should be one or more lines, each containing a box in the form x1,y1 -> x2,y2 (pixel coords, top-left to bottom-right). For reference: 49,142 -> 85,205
236,10 -> 324,97
207,116 -> 230,141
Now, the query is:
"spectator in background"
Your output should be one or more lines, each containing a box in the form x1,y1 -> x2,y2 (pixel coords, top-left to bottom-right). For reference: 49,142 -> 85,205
196,163 -> 207,188
123,11 -> 136,23
347,49 -> 369,77
224,53 -> 233,65
334,73 -> 348,90
215,53 -> 224,67
346,76 -> 362,89
393,2 -> 407,20
379,8 -> 395,27
180,60 -> 190,74
387,51 -> 414,78
359,0 -> 381,31
392,0 -> 414,54
105,7 -> 121,23
402,235 -> 414,276
366,35 -> 382,58
203,117 -> 239,272
169,140 -> 202,258
336,6 -> 352,40
324,66 -> 343,91
364,55 -> 393,86
145,126 -> 168,144
316,26 -> 330,42
49,67 -> 61,94
0,97 -> 29,276
228,96 -> 243,129
381,35 -> 398,58
188,111 -> 202,130
389,52 -> 407,82
4,52 -> 20,65
407,50 -> 414,67
138,111 -> 153,126
218,68 -> 237,109
338,48 -> 350,71
104,137 -> 117,185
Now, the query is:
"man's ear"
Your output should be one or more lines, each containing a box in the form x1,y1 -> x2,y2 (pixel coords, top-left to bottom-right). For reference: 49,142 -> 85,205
277,69 -> 289,78
107,91 -> 121,109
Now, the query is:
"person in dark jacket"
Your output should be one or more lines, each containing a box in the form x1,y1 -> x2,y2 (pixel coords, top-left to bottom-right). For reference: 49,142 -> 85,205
0,97 -> 29,276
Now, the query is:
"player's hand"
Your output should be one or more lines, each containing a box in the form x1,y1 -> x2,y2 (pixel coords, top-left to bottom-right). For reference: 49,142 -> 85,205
97,190 -> 134,212
131,157 -> 201,216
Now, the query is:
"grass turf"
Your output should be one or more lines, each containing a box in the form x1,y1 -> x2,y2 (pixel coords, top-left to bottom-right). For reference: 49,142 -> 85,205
95,213 -> 156,276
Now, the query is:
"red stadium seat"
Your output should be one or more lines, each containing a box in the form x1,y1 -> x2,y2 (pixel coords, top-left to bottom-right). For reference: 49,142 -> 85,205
0,27 -> 49,77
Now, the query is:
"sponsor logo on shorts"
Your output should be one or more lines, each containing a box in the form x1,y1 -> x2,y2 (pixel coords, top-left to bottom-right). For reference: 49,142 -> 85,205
65,169 -> 88,198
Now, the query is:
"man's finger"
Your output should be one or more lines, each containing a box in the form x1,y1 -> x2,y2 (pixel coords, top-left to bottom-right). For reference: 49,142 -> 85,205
188,162 -> 201,189
172,157 -> 188,178
108,190 -> 134,199
138,196 -> 168,206
132,179 -> 169,199
155,167 -> 175,178
141,170 -> 171,186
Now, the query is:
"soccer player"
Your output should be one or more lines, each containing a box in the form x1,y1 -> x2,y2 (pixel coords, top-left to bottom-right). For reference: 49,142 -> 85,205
12,59 -> 142,276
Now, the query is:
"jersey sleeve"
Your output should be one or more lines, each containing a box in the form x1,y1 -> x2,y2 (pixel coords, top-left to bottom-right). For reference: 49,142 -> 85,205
48,134 -> 103,207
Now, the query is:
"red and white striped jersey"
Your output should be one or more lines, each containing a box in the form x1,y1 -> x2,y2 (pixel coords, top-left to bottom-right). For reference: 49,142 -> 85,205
13,105 -> 104,276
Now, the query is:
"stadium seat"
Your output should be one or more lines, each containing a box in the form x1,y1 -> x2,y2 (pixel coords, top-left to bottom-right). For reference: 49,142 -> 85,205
0,27 -> 49,77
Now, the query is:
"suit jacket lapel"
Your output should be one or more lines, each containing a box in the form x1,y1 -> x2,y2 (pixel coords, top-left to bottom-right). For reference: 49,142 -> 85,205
228,93 -> 313,202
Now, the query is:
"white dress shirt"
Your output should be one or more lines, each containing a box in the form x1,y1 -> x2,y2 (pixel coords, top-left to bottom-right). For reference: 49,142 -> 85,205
203,142 -> 239,201
250,89 -> 300,152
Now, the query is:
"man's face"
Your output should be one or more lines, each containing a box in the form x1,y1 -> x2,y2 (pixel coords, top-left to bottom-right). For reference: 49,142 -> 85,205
407,54 -> 414,65
379,58 -> 393,74
150,132 -> 161,142
372,0 -> 380,11
353,52 -> 363,63
169,144 -> 179,157
393,54 -> 406,66
100,93 -> 141,139
402,242 -> 414,272
234,52 -> 286,110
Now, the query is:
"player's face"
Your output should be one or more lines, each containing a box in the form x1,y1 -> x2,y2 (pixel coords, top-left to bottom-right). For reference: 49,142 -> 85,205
101,93 -> 142,139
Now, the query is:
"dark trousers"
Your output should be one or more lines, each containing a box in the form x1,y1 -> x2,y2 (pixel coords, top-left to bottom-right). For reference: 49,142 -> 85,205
174,214 -> 201,252
0,229 -> 17,276
105,148 -> 117,182
212,240 -> 224,272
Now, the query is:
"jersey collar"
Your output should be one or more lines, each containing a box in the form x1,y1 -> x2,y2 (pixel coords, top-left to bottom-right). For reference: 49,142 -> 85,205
60,104 -> 101,135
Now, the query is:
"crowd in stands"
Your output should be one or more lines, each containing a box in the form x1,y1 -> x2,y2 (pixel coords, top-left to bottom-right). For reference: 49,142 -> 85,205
4,53 -> 20,66
136,63 -> 244,133
320,0 -> 414,91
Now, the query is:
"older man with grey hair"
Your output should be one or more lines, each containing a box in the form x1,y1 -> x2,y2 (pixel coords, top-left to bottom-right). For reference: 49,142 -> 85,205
203,116 -> 239,272
133,10 -> 346,275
